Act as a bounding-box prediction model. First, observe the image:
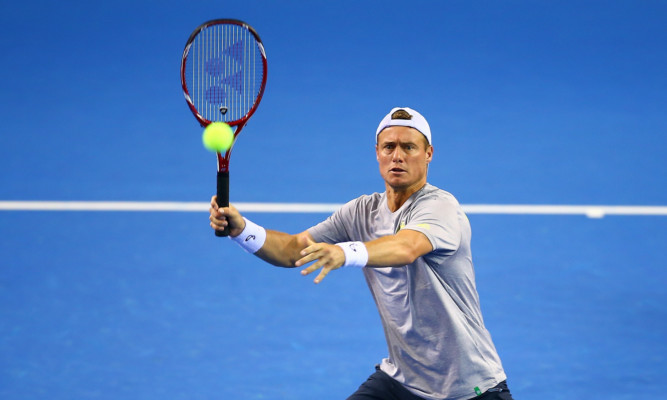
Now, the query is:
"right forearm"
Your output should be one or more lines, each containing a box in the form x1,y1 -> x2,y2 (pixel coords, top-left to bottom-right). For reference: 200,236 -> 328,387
213,201 -> 306,267
254,230 -> 304,268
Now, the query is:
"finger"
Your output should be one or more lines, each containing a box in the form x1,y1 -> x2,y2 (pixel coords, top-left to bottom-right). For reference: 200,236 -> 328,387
210,204 -> 223,218
299,242 -> 319,256
209,208 -> 221,220
313,266 -> 332,284
300,258 -> 327,275
297,235 -> 316,250
295,251 -> 317,267
211,195 -> 218,209
295,244 -> 321,267
209,211 -> 227,223
219,206 -> 236,219
210,213 -> 228,227
210,219 -> 227,231
296,251 -> 320,268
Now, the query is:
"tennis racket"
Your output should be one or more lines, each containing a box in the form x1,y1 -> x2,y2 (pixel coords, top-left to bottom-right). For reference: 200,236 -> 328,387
181,19 -> 267,237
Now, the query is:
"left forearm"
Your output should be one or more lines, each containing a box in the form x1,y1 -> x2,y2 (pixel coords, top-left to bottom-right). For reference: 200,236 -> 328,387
365,230 -> 432,267
298,229 -> 433,284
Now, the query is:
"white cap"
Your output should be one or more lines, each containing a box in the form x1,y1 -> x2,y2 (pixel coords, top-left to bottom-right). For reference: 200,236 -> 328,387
376,107 -> 432,145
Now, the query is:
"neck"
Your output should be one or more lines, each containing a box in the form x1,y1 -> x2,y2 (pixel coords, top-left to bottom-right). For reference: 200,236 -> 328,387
385,181 -> 426,212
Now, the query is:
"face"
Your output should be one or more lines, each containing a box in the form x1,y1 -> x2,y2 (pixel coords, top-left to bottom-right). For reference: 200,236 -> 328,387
376,126 -> 433,192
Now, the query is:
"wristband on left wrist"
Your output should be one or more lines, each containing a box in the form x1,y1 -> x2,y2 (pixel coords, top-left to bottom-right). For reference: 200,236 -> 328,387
335,241 -> 368,268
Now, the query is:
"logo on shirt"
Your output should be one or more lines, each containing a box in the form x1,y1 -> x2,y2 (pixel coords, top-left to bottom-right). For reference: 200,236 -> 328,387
395,221 -> 430,233
395,221 -> 406,234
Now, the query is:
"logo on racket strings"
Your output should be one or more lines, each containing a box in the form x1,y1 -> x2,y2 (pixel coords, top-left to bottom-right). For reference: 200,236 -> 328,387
204,41 -> 245,105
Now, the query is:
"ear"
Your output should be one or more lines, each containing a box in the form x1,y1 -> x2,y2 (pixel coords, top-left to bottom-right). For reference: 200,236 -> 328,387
425,145 -> 433,163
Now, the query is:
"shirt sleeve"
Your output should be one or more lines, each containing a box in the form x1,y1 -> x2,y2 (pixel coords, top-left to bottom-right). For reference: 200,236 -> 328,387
307,198 -> 358,244
400,194 -> 462,256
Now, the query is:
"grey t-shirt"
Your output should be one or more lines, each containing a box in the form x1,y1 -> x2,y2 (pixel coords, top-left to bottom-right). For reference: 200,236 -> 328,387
308,183 -> 506,400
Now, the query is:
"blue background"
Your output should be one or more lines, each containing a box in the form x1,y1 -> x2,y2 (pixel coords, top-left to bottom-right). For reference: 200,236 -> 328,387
1,1 -> 666,399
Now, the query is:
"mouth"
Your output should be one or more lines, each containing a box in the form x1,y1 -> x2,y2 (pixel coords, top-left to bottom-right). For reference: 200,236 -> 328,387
389,167 -> 406,174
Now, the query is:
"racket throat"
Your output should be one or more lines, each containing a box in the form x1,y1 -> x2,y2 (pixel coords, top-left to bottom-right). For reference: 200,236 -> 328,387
217,151 -> 231,173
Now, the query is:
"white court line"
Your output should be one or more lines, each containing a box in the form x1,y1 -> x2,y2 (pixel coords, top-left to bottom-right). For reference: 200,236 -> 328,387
0,201 -> 666,217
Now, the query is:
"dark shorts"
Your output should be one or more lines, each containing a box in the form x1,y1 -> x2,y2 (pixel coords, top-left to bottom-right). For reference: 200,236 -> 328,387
346,367 -> 514,400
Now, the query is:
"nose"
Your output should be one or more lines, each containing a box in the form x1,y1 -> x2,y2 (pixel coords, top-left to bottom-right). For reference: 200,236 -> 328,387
391,147 -> 405,163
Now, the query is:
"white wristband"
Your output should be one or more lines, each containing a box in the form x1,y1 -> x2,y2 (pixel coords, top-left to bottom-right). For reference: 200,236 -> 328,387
335,241 -> 368,268
230,217 -> 266,254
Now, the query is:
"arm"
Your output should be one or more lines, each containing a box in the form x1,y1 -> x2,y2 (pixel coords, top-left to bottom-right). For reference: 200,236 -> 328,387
256,229 -> 314,267
367,229 -> 433,267
209,195 -> 312,267
297,228 -> 433,283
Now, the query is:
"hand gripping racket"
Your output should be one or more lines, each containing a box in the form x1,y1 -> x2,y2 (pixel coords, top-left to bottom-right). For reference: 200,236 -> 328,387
181,19 -> 267,236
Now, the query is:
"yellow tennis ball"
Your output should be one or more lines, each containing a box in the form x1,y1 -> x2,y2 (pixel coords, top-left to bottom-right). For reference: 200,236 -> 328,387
202,122 -> 233,152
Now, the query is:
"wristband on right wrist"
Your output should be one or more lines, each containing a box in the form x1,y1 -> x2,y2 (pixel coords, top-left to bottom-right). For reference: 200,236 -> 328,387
230,217 -> 266,254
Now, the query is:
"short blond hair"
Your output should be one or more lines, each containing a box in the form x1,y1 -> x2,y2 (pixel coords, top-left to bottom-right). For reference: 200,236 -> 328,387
391,109 -> 413,120
386,110 -> 429,149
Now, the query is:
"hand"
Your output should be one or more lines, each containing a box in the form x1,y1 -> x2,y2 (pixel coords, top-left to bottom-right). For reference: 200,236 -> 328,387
296,237 -> 346,284
209,196 -> 245,237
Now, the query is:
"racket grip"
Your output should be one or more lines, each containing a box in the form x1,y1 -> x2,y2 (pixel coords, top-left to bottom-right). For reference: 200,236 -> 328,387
215,171 -> 230,237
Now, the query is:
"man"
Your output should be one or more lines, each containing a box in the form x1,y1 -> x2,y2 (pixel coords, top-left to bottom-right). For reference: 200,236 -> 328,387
209,107 -> 513,400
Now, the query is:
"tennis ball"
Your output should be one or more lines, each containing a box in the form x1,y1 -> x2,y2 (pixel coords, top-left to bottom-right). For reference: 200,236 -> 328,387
202,122 -> 233,152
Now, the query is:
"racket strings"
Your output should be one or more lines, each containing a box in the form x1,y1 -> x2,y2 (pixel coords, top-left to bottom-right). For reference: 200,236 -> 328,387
185,22 -> 265,125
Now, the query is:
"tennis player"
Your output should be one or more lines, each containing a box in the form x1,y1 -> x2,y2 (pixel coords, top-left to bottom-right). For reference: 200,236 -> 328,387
209,107 -> 514,400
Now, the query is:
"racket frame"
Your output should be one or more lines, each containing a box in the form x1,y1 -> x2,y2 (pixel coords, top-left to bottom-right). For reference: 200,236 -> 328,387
180,18 -> 267,173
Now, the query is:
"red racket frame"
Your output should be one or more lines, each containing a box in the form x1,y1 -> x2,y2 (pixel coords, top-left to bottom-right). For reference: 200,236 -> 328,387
180,18 -> 268,173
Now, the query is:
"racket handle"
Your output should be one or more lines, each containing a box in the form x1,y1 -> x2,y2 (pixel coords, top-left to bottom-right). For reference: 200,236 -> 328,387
215,171 -> 230,237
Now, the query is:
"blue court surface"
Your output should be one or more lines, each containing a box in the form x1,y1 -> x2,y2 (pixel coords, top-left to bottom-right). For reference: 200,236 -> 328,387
1,1 -> 666,399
